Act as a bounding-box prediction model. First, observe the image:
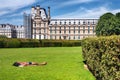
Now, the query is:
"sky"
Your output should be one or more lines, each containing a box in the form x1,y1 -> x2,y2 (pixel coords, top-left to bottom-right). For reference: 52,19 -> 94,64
0,0 -> 120,25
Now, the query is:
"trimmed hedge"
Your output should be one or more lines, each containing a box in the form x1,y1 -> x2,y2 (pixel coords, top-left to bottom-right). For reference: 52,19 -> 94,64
0,38 -> 81,48
40,39 -> 81,47
82,35 -> 120,80
0,38 -> 5,48
3,39 -> 20,48
18,39 -> 40,47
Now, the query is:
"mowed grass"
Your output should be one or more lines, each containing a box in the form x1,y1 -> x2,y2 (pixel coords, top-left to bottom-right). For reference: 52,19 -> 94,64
0,47 -> 95,80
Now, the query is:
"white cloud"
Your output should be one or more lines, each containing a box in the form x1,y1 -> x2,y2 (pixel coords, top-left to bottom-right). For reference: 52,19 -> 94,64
55,0 -> 96,9
0,0 -> 35,10
0,0 -> 36,16
63,0 -> 95,5
0,10 -> 9,16
53,7 -> 120,19
9,9 -> 31,17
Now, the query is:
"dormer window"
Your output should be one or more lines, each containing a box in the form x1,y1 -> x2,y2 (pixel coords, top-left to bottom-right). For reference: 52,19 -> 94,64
83,22 -> 85,25
74,22 -> 75,25
60,22 -> 62,25
64,22 -> 66,25
88,22 -> 90,25
69,22 -> 71,25
55,22 -> 57,24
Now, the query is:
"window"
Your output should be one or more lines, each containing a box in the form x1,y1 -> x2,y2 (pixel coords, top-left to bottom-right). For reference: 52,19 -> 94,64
74,22 -> 75,25
69,36 -> 70,40
55,27 -> 56,34
74,36 -> 75,40
88,26 -> 90,33
93,26 -> 95,33
60,22 -> 62,25
55,36 -> 56,39
44,29 -> 46,33
88,22 -> 90,25
60,27 -> 61,33
69,30 -> 70,33
78,30 -> 80,33
83,30 -> 85,33
50,30 -> 52,33
64,22 -> 66,25
59,36 -> 61,39
78,36 -> 80,39
44,35 -> 46,39
69,22 -> 71,25
78,26 -> 80,33
55,22 -> 57,24
50,35 -> 52,39
83,22 -> 85,25
74,26 -> 75,34
83,26 -> 85,29
64,26 -> 66,33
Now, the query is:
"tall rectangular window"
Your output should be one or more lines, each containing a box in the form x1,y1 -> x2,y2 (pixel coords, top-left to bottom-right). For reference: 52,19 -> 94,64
50,35 -> 52,39
78,36 -> 80,39
74,22 -> 75,25
69,36 -> 71,40
83,30 -> 85,33
69,22 -> 71,25
55,22 -> 57,25
64,26 -> 66,33
93,26 -> 95,33
64,22 -> 66,25
74,26 -> 75,34
78,26 -> 80,33
55,36 -> 56,39
88,26 -> 90,33
55,26 -> 56,34
74,36 -> 75,40
59,36 -> 61,39
60,27 -> 61,33
83,22 -> 85,25
60,22 -> 62,25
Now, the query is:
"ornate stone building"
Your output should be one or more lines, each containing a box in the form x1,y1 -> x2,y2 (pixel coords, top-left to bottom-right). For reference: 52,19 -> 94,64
0,24 -> 25,38
0,5 -> 98,40
24,5 -> 98,40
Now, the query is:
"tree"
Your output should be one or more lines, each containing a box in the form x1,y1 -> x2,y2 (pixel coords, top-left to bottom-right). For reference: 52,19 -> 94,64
115,12 -> 120,35
95,12 -> 120,36
116,12 -> 120,19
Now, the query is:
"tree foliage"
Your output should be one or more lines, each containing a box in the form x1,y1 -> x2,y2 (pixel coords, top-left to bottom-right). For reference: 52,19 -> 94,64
95,12 -> 120,36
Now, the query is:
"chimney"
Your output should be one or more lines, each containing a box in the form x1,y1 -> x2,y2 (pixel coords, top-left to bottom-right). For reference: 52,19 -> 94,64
31,6 -> 35,14
48,7 -> 51,20
36,5 -> 41,17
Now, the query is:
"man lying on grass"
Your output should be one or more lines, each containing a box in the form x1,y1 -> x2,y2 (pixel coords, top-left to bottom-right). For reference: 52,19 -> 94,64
13,61 -> 47,67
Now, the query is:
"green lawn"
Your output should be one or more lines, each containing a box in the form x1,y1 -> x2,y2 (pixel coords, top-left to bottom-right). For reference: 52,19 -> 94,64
0,47 -> 95,80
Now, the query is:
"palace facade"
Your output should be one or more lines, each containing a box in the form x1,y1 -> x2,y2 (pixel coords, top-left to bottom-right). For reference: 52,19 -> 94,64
0,5 -> 98,40
0,24 -> 25,38
24,5 -> 98,40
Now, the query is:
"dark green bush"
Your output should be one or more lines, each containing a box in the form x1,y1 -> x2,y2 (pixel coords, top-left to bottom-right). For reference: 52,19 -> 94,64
40,40 -> 81,47
18,39 -> 40,47
82,35 -> 120,80
0,38 -> 5,48
0,38 -> 81,48
3,39 -> 20,48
